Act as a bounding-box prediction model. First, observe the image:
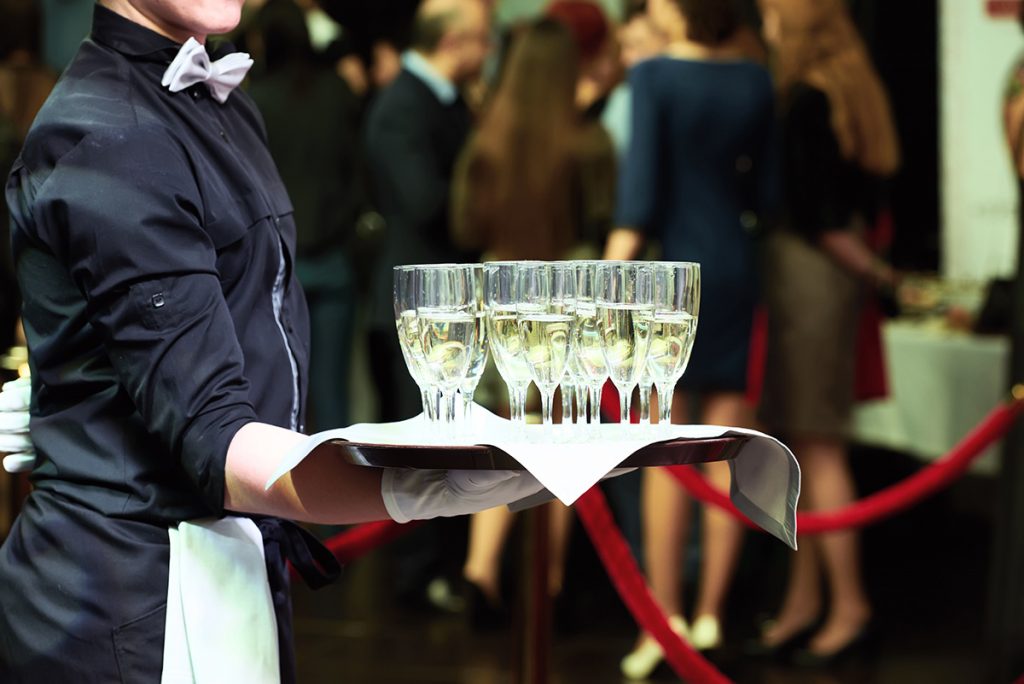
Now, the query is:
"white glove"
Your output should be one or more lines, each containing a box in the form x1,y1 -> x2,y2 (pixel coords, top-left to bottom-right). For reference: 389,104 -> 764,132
0,377 -> 35,474
381,468 -> 546,523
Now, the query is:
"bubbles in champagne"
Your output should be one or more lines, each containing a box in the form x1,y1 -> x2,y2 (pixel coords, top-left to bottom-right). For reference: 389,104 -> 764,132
518,313 -> 573,390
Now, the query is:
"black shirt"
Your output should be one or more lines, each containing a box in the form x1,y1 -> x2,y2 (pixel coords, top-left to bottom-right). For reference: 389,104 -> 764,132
782,83 -> 880,239
7,6 -> 309,522
1,7 -> 311,679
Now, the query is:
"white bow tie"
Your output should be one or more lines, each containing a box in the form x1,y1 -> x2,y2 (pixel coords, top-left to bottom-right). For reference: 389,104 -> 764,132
161,37 -> 253,104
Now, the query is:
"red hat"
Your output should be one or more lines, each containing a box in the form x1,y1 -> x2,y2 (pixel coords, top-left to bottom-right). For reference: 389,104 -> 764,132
545,0 -> 610,62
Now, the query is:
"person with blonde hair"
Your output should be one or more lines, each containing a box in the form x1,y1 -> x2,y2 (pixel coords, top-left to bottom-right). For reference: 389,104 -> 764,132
752,0 -> 902,666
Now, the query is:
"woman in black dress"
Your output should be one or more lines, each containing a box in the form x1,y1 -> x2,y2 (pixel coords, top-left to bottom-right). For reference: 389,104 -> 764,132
755,0 -> 901,664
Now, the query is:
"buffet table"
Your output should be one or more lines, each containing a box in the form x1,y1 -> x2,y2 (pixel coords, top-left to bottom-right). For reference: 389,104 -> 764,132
853,318 -> 1010,474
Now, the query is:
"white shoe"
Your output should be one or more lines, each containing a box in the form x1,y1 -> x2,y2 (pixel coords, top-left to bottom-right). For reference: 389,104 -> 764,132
619,615 -> 689,680
689,614 -> 723,651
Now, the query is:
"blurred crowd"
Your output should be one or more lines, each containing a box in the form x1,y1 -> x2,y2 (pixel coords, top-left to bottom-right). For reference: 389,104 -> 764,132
0,0 -> 932,676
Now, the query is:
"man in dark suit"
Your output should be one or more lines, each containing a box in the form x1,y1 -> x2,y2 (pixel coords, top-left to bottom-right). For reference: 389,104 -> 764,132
363,0 -> 493,613
365,0 -> 490,422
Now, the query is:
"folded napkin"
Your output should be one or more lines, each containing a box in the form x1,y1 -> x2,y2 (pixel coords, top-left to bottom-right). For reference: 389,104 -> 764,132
162,518 -> 279,683
266,406 -> 800,548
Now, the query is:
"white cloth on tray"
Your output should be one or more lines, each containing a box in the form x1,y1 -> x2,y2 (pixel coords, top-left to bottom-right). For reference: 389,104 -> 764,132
265,406 -> 800,549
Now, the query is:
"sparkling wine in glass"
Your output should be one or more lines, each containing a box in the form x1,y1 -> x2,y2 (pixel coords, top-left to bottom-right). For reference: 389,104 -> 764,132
648,262 -> 700,425
394,265 -> 437,420
596,262 -> 653,425
484,262 -> 533,424
460,265 -> 489,421
417,265 -> 476,424
517,262 -> 574,426
573,261 -> 609,425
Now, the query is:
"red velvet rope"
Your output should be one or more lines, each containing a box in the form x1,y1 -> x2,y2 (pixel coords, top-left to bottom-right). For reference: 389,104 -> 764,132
298,397 -> 1024,683
323,519 -> 421,564
667,398 -> 1024,534
575,486 -> 730,684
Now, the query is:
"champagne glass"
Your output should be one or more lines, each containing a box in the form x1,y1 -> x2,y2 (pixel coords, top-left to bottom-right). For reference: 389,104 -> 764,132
484,262 -> 533,424
596,261 -> 653,425
573,261 -> 608,425
393,265 -> 437,420
648,262 -> 700,425
417,265 -> 477,424
460,264 -> 489,421
517,262 -> 573,426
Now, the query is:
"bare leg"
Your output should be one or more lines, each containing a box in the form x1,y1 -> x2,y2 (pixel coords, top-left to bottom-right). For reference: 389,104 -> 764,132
621,391 -> 692,676
692,392 -> 750,630
463,506 -> 517,604
760,518 -> 822,645
796,436 -> 871,653
643,467 -> 691,618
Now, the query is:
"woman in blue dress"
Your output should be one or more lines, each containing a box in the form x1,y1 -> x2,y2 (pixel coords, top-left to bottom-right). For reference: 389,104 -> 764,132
606,0 -> 777,677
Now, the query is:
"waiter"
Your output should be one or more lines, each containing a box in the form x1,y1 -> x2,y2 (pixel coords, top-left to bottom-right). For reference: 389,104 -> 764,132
0,2 -> 540,681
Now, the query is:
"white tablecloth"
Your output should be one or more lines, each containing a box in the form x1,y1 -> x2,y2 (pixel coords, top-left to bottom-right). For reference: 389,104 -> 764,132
853,319 -> 1009,474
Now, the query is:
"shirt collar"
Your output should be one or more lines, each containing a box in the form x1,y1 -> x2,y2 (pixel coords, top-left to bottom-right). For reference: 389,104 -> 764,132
90,5 -> 236,64
401,50 -> 458,105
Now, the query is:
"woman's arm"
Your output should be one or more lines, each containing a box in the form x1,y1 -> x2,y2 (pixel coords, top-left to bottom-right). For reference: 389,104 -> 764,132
818,229 -> 898,291
603,227 -> 646,260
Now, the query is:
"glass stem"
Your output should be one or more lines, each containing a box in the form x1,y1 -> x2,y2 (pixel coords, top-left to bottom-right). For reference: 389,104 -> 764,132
619,384 -> 631,424
657,382 -> 673,424
462,388 -> 475,422
561,383 -> 574,424
509,384 -> 528,424
576,384 -> 588,425
541,388 -> 554,426
421,388 -> 433,421
590,383 -> 603,424
639,383 -> 652,424
445,390 -> 458,424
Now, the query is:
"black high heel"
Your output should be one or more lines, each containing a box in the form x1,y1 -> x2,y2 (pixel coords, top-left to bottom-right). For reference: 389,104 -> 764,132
743,618 -> 820,660
790,624 -> 875,668
464,580 -> 509,632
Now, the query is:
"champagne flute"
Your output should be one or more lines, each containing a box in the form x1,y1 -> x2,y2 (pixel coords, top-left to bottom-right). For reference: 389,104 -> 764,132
484,262 -> 533,424
573,261 -> 608,425
648,262 -> 700,425
417,265 -> 477,425
517,262 -> 573,426
596,261 -> 653,425
460,264 -> 489,421
393,265 -> 437,421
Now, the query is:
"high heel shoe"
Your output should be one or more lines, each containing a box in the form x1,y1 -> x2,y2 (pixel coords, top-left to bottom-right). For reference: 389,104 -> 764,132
790,625 -> 874,668
463,580 -> 509,632
688,615 -> 723,651
743,617 -> 820,660
619,615 -> 689,680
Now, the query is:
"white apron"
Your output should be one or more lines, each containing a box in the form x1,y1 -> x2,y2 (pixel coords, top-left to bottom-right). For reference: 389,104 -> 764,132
161,517 -> 280,683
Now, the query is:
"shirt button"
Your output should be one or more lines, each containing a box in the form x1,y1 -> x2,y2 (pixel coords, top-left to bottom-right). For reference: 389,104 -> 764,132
219,130 -> 227,141
190,89 -> 199,100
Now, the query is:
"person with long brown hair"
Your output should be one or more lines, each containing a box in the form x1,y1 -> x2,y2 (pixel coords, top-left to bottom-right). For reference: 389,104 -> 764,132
752,0 -> 902,665
452,16 -> 616,627
451,16 -> 613,261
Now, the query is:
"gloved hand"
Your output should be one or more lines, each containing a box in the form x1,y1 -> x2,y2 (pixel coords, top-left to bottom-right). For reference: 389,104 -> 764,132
381,468 -> 546,523
0,377 -> 35,473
